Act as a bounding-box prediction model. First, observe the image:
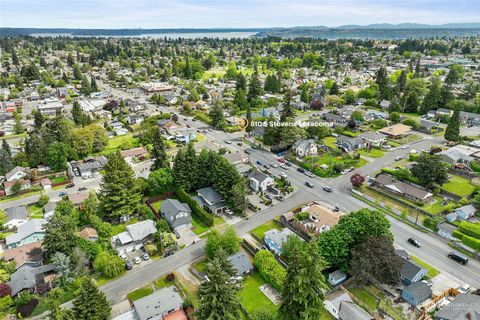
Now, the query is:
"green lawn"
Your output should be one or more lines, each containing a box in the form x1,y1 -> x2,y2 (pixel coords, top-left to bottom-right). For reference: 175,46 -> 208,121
358,148 -> 385,158
102,133 -> 139,155
193,259 -> 208,273
421,196 -> 454,214
301,153 -> 368,178
322,136 -> 337,149
238,272 -> 279,315
110,218 -> 139,236
154,275 -> 174,289
349,287 -> 378,312
441,175 -> 476,197
251,220 -> 281,240
410,255 -> 440,279
191,215 -> 223,235
127,285 -> 154,301
51,175 -> 68,184
27,203 -> 43,214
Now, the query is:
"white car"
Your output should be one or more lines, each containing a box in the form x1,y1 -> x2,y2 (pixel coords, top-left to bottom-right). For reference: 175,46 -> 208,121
279,172 -> 287,178
410,149 -> 417,154
401,145 -> 410,149
120,254 -> 128,261
280,164 -> 288,170
224,140 -> 232,144
341,167 -> 355,175
225,208 -> 234,215
142,253 -> 150,261
133,256 -> 141,264
270,163 -> 279,168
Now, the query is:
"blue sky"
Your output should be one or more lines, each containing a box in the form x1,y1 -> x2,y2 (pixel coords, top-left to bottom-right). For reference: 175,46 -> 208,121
1,0 -> 479,28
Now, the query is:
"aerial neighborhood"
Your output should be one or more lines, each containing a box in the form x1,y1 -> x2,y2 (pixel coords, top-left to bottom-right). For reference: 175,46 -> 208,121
0,19 -> 480,320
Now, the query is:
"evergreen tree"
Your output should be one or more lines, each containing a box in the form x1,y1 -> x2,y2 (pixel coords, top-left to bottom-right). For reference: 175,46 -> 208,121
420,77 -> 441,114
72,64 -> 82,80
171,143 -> 198,191
280,90 -> 294,122
151,129 -> 168,170
197,257 -> 241,320
80,75 -> 91,95
33,111 -> 45,130
445,107 -> 460,142
388,95 -> 402,113
395,69 -> 407,94
235,73 -> 246,91
99,152 -> 142,219
2,139 -> 11,157
246,103 -> 252,133
90,76 -> 98,92
72,277 -> 111,320
280,242 -> 328,320
209,101 -> 226,129
184,57 -> 192,79
440,84 -> 453,109
247,71 -> 262,103
0,148 -> 13,176
233,88 -> 248,111
404,91 -> 419,113
375,66 -> 389,100
300,85 -> 310,103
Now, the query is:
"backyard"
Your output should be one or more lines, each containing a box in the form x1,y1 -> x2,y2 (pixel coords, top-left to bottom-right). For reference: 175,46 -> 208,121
348,285 -> 407,320
441,175 -> 476,197
238,272 -> 279,316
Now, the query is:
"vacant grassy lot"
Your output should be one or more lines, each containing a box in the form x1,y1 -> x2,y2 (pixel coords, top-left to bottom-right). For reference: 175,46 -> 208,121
441,175 -> 475,197
358,148 -> 385,158
103,133 -> 139,154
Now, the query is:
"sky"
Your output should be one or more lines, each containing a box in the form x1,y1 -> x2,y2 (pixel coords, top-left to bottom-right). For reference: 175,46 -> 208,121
1,0 -> 479,29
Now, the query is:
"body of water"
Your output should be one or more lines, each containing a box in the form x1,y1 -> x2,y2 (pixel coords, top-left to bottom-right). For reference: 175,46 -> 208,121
29,31 -> 256,39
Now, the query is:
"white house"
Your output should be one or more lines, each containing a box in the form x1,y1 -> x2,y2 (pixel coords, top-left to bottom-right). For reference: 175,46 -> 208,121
3,206 -> 28,230
249,171 -> 275,192
292,139 -> 317,157
5,166 -> 28,182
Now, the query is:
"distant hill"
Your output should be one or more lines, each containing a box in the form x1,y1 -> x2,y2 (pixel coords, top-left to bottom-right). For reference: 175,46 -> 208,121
1,23 -> 480,38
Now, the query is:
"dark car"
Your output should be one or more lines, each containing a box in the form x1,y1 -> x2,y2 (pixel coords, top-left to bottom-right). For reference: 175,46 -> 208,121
297,167 -> 305,173
448,251 -> 469,265
66,183 -> 75,189
407,237 -> 421,248
125,261 -> 133,270
323,186 -> 333,192
237,142 -> 243,146
78,187 -> 87,191
256,160 -> 263,166
285,161 -> 292,167
305,181 -> 314,188
245,149 -> 251,154
332,206 -> 340,212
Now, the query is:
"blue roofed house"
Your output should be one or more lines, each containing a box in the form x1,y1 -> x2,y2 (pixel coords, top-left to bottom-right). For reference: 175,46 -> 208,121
6,219 -> 47,249
454,204 -> 476,221
160,198 -> 192,231
264,228 -> 297,255
400,260 -> 427,286
193,187 -> 227,215
402,281 -> 432,307
227,252 -> 254,277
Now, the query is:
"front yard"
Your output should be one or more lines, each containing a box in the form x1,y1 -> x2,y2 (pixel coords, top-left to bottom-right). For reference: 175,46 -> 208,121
410,255 -> 440,279
250,220 -> 282,240
358,148 -> 385,158
301,153 -> 368,178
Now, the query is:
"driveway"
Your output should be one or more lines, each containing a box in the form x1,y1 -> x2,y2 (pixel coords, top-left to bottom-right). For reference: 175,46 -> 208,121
177,228 -> 200,247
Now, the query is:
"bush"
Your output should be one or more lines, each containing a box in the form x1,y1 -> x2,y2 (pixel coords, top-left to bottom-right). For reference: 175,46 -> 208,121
254,250 -> 286,290
166,273 -> 175,281
16,298 -> 38,318
458,221 -> 480,240
452,229 -> 465,240
93,251 -> 125,278
462,235 -> 480,251
0,284 -> 11,298
423,215 -> 442,231
175,188 -> 213,226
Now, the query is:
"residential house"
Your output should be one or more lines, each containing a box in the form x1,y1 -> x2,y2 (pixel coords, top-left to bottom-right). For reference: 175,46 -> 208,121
264,228 -> 296,255
374,173 -> 434,203
400,260 -> 427,285
460,111 -> 480,127
454,204 -> 476,220
328,270 -> 347,287
437,222 -> 458,240
126,114 -> 145,125
78,227 -> 99,241
3,241 -> 44,269
4,206 -> 28,229
378,124 -> 412,138
437,108 -> 453,117
323,112 -> 348,126
364,110 -> 388,121
68,193 -> 89,206
438,146 -> 475,164
6,219 -> 47,249
227,252 -> 254,276
43,202 -> 57,220
324,290 -> 372,320
120,147 -> 148,162
163,310 -> 188,320
193,187 -> 227,215
292,202 -> 342,235
434,293 -> 480,320
336,135 -> 365,152
37,101 -> 64,116
7,263 -> 57,296
395,249 -> 410,260
111,220 -> 157,254
249,171 -> 274,192
3,179 -> 31,195
40,178 -> 52,190
175,131 -> 197,144
401,281 -> 432,307
133,286 -> 184,320
69,156 -> 107,179
379,99 -> 391,110
358,131 -> 386,147
292,139 -> 318,158
419,119 -> 439,134
5,166 -> 28,181
160,199 -> 192,231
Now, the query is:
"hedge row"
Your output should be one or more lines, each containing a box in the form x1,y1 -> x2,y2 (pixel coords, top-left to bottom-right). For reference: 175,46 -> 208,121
175,188 -> 214,227
452,229 -> 465,240
254,249 -> 286,290
462,235 -> 480,252
458,221 -> 480,240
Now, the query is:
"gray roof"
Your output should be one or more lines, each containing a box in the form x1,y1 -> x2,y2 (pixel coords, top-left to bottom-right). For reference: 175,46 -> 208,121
5,166 -> 27,180
197,187 -> 224,204
5,206 -> 28,222
339,301 -> 372,320
250,171 -> 271,184
434,293 -> 480,320
227,252 -> 253,276
125,220 -> 157,242
437,222 -> 458,234
6,219 -> 47,247
403,281 -> 432,303
133,286 -> 183,320
292,139 -> 316,153
7,264 -> 56,296
420,119 -> 437,129
160,199 -> 192,229
265,228 -> 296,248
375,174 -> 433,201
358,131 -> 386,142
456,204 -> 476,215
439,148 -> 473,163
329,270 -> 347,282
401,260 -> 426,281
43,202 -> 57,214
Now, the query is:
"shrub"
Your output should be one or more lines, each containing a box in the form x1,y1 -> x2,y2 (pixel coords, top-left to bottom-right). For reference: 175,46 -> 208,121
0,284 -> 11,298
458,221 -> 480,240
254,250 -> 286,290
175,188 -> 213,226
16,298 -> 38,318
166,273 -> 175,281
452,229 -> 465,240
462,235 -> 480,251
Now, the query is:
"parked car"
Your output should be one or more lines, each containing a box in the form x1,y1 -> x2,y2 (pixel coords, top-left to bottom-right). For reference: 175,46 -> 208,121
395,156 -> 404,161
270,163 -> 278,168
274,195 -> 284,201
341,167 -> 355,175
237,142 -> 243,146
225,208 -> 234,215
120,253 -> 128,260
245,149 -> 251,154
277,158 -> 285,163
280,164 -> 288,170
142,253 -> 150,261
448,251 -> 469,265
279,172 -> 287,178
305,181 -> 314,188
256,160 -> 264,166
59,192 -> 67,197
305,171 -> 314,178
265,194 -> 272,200
401,145 -> 410,149
133,256 -> 141,264
78,187 -> 87,191
66,183 -> 75,189
323,186 -> 333,192
285,161 -> 292,167
225,140 -> 232,144
410,149 -> 417,154
264,164 -> 271,169
297,167 -> 305,173
125,261 -> 133,270
408,237 -> 421,248
332,206 -> 340,212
